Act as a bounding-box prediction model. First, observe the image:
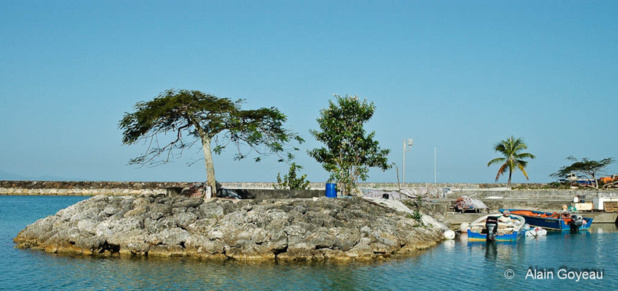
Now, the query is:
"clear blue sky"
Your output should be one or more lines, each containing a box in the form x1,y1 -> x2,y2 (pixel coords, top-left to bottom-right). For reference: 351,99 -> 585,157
1,1 -> 617,184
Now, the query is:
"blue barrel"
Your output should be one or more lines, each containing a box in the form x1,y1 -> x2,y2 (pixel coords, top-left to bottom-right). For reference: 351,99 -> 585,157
325,183 -> 337,198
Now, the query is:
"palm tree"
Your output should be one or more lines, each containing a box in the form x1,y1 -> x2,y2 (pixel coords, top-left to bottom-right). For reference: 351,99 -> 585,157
487,136 -> 536,186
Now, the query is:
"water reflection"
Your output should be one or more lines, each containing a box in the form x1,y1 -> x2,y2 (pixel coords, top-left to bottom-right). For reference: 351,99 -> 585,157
443,240 -> 456,252
465,240 -> 518,261
485,241 -> 498,260
589,224 -> 618,233
3,196 -> 618,290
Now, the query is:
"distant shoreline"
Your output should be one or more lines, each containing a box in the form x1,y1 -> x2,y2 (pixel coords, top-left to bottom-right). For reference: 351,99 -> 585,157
1,180 -> 613,197
0,180 -> 594,190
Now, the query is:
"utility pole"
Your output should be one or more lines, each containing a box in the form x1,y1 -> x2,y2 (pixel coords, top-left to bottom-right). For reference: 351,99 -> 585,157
403,138 -> 413,187
434,147 -> 437,185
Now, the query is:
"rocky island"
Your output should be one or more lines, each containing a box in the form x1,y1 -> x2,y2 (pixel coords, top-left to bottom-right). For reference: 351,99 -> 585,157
14,194 -> 446,262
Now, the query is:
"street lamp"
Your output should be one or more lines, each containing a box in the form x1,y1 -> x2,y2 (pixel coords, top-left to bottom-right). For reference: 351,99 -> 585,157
403,138 -> 413,187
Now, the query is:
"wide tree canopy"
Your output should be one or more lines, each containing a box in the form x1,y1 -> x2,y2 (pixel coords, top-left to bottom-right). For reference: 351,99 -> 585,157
550,156 -> 614,189
119,89 -> 303,195
308,95 -> 391,196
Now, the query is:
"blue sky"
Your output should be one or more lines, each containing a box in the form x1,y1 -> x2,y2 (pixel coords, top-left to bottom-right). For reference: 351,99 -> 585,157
1,1 -> 617,184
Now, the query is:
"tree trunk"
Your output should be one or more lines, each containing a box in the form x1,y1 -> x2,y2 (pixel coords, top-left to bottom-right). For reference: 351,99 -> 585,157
201,137 -> 217,197
592,173 -> 598,189
194,123 -> 216,198
508,170 -> 513,187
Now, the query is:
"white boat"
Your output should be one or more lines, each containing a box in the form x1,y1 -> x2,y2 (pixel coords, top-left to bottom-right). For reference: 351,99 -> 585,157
466,213 -> 526,242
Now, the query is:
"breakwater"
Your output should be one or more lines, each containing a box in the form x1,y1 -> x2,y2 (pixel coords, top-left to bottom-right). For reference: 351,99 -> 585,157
1,180 -> 615,199
0,181 -> 327,199
0,180 -> 479,195
0,181 -> 176,196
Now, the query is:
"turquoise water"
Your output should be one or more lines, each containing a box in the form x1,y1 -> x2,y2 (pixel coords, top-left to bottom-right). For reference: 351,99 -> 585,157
1,196 -> 616,290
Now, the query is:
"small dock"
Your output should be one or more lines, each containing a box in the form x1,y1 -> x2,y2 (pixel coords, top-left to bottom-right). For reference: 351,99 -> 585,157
424,198 -> 618,226
444,211 -> 618,226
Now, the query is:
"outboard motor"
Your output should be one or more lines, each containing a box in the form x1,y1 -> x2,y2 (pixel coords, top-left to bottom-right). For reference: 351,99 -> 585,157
485,216 -> 499,241
570,214 -> 584,233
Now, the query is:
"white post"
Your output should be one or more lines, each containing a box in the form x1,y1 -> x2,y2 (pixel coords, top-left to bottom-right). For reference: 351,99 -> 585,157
403,138 -> 413,188
205,186 -> 212,199
403,139 -> 406,187
434,147 -> 437,185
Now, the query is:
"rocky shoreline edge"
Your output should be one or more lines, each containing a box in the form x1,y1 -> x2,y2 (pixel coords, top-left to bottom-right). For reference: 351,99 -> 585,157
14,194 -> 447,262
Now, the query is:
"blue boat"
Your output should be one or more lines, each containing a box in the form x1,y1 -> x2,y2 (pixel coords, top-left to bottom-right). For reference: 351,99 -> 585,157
466,214 -> 526,242
501,209 -> 593,231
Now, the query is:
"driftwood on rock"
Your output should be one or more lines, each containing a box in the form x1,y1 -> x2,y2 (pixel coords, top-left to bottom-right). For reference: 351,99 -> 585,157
14,194 -> 444,262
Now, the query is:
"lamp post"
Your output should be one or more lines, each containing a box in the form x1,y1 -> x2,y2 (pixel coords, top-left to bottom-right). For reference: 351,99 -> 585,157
403,138 -> 413,187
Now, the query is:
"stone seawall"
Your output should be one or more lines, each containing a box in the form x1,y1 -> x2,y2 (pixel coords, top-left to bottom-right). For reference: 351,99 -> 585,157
448,189 -> 617,200
1,180 -> 615,199
0,180 -> 479,192
0,181 -> 181,196
0,180 -> 327,198
0,180 -> 456,196
0,187 -> 167,196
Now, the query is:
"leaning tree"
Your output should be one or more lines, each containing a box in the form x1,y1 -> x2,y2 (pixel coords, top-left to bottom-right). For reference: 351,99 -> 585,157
308,95 -> 391,196
119,89 -> 303,195
550,156 -> 614,189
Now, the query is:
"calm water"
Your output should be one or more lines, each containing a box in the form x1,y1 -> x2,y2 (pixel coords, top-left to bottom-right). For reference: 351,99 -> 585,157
1,196 -> 616,290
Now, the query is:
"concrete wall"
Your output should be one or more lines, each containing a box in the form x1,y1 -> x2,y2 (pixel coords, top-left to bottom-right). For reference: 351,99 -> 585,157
233,189 -> 323,199
0,180 -> 187,190
1,180 -> 616,200
0,180 -> 529,191
0,187 -> 167,196
448,189 -> 617,200
425,199 -> 574,214
0,180 -> 327,198
426,199 -> 618,225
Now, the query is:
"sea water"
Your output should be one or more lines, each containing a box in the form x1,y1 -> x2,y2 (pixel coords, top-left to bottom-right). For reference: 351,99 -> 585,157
1,196 -> 616,290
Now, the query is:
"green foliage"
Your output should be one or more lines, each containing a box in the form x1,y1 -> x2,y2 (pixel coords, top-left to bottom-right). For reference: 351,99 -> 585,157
407,211 -> 423,225
550,156 -> 614,189
119,89 -> 303,192
414,195 -> 423,209
402,197 -> 424,225
487,136 -> 535,186
408,196 -> 424,224
308,95 -> 391,196
273,163 -> 311,190
120,89 -> 303,163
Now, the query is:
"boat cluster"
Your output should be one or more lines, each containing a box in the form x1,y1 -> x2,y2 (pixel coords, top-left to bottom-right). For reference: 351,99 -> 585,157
448,209 -> 593,242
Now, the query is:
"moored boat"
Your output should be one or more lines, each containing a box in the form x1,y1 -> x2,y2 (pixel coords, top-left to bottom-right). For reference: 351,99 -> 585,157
466,212 -> 526,242
500,209 -> 593,231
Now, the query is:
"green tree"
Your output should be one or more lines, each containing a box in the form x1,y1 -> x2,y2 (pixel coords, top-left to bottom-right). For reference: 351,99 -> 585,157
550,156 -> 614,189
487,136 -> 535,186
119,89 -> 303,194
308,95 -> 391,196
274,162 -> 311,190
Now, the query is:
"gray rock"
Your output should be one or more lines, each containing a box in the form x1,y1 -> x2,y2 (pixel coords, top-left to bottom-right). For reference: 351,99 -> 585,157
198,202 -> 224,219
108,230 -> 147,246
172,197 -> 204,208
14,195 -> 444,262
174,211 -> 198,229
77,219 -> 98,235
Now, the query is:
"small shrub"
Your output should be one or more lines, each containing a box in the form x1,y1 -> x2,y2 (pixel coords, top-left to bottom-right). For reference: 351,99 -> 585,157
408,211 -> 423,223
273,163 -> 311,190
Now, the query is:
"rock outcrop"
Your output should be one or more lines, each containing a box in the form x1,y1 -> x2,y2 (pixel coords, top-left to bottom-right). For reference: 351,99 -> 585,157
14,195 -> 444,262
